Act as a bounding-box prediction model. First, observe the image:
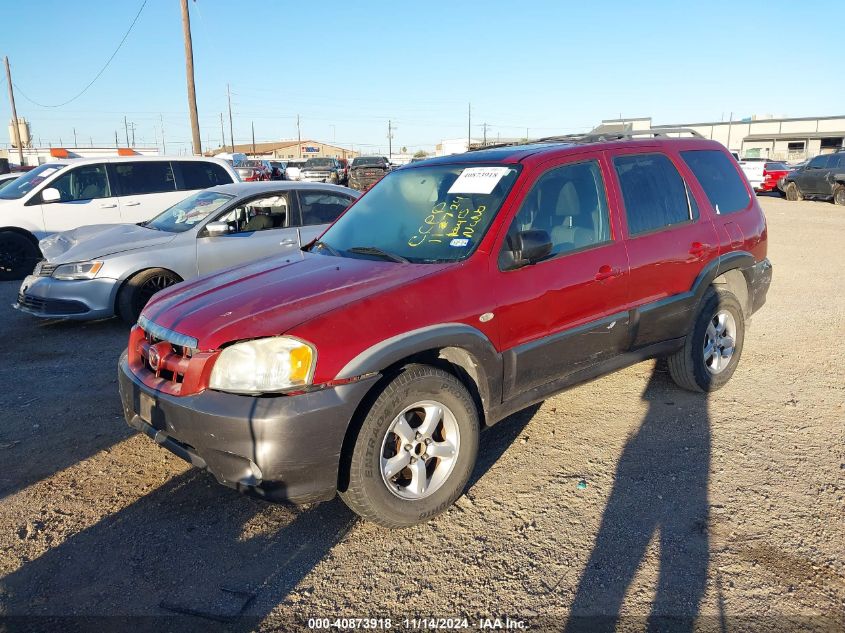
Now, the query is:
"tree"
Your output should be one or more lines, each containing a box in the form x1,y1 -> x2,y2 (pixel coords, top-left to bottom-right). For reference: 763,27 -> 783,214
401,146 -> 408,153
413,150 -> 428,159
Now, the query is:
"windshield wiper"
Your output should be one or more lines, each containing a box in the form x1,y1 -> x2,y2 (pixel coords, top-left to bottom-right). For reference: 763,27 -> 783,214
312,240 -> 341,257
347,246 -> 409,263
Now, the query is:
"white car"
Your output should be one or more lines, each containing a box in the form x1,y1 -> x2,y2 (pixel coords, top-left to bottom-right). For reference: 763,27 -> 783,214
0,156 -> 239,280
284,159 -> 308,181
735,157 -> 767,191
0,173 -> 21,190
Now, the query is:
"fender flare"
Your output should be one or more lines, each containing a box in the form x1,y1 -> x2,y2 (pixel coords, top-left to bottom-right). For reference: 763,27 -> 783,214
337,323 -> 503,419
688,251 -> 757,315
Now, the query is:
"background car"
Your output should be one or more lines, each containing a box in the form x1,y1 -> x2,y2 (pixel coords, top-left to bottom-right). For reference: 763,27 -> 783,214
15,181 -> 360,323
348,156 -> 391,191
285,159 -> 307,181
757,161 -> 790,194
782,150 -> 845,204
269,160 -> 288,180
0,173 -> 21,190
300,157 -> 343,183
0,156 -> 239,281
235,160 -> 271,182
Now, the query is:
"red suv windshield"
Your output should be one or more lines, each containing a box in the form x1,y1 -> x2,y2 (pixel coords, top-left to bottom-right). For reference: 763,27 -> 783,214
317,163 -> 520,263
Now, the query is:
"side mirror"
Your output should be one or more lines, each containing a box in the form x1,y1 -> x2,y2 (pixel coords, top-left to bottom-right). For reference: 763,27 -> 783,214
41,187 -> 61,203
203,221 -> 231,237
504,229 -> 552,269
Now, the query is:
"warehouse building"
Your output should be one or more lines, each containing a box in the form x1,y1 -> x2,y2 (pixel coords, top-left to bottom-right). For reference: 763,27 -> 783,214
210,140 -> 357,160
597,115 -> 845,161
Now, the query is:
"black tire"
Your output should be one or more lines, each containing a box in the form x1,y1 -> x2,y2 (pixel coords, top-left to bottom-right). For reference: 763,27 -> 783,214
784,181 -> 803,202
116,268 -> 181,325
339,364 -> 479,528
0,231 -> 41,282
667,288 -> 745,393
833,184 -> 845,206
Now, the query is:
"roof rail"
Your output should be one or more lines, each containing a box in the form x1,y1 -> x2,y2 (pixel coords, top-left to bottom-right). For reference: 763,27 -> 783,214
466,127 -> 705,152
535,127 -> 704,144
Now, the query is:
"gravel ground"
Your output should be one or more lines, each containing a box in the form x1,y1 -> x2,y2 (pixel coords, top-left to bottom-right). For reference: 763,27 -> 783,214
0,196 -> 843,632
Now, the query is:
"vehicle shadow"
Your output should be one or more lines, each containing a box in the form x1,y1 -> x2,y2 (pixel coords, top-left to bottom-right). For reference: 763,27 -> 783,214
0,468 -> 358,630
564,366 -> 711,632
0,395 -> 544,630
0,293 -> 132,502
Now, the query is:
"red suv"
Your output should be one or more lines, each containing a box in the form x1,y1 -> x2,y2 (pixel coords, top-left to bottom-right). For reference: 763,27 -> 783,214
118,131 -> 772,527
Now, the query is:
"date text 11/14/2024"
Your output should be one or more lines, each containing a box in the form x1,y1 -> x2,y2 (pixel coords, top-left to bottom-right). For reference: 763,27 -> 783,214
306,616 -> 528,630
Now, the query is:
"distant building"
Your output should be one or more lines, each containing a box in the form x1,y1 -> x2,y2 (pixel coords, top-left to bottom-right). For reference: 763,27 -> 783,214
0,146 -> 159,167
209,139 -> 357,160
596,115 -> 845,161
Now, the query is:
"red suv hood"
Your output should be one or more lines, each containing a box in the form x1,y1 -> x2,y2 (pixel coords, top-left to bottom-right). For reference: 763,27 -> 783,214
141,252 -> 446,350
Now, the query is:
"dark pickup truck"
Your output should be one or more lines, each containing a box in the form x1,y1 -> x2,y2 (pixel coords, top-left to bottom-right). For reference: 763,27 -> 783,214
348,156 -> 391,191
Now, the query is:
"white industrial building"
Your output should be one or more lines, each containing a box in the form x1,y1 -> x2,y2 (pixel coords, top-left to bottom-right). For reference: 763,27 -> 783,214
598,115 -> 845,161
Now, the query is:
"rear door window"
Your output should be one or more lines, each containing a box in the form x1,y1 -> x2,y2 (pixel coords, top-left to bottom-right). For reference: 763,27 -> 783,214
297,191 -> 354,226
177,161 -> 233,190
113,161 -> 176,196
613,153 -> 696,234
680,149 -> 751,215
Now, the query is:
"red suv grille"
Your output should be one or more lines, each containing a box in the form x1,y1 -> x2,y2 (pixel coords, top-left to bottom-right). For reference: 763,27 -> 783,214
127,318 -> 217,396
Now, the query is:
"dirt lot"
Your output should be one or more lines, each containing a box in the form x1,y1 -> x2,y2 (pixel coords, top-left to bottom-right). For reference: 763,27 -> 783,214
0,196 -> 843,631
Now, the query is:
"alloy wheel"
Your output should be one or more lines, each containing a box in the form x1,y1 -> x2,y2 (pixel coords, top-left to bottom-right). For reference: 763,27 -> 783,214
380,400 -> 461,500
703,310 -> 737,374
138,274 -> 177,306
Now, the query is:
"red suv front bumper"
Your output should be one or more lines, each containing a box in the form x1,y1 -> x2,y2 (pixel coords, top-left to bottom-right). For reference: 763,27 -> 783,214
118,352 -> 379,503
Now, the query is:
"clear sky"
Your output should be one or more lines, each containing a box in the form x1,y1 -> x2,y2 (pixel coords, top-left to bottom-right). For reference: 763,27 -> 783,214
2,0 -> 842,155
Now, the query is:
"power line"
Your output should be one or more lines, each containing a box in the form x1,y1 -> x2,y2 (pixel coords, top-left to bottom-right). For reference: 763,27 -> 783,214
13,0 -> 147,108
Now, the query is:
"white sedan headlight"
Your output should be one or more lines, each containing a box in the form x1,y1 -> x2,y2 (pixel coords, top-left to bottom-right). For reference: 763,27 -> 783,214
52,261 -> 104,280
209,337 -> 316,394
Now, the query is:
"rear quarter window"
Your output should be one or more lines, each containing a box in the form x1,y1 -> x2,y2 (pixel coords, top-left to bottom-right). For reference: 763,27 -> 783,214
680,150 -> 751,215
178,161 -> 233,190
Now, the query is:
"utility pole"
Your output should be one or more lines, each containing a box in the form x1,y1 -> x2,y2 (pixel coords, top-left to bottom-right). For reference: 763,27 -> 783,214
388,120 -> 394,161
160,114 -> 167,153
296,114 -> 301,158
124,116 -> 130,146
481,122 -> 489,147
4,56 -> 24,165
115,130 -> 119,147
251,121 -> 256,156
73,127 -> 78,146
180,0 -> 202,155
89,136 -> 93,147
467,103 -> 471,151
227,84 -> 234,154
726,111 -> 734,152
129,122 -> 136,146
219,113 -> 225,152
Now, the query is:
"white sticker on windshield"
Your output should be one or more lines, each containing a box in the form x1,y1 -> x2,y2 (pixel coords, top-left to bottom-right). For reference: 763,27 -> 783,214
38,167 -> 59,178
447,167 -> 510,195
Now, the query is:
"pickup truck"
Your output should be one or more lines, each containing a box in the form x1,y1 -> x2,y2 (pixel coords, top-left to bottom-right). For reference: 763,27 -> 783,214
348,156 -> 391,191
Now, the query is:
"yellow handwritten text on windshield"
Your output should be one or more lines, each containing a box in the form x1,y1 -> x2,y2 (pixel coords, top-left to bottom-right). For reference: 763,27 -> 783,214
408,198 -> 486,248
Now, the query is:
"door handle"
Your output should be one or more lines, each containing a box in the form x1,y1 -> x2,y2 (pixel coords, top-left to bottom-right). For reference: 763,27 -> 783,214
688,242 -> 710,258
279,238 -> 297,246
595,264 -> 622,281
123,201 -> 141,207
98,203 -> 117,209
